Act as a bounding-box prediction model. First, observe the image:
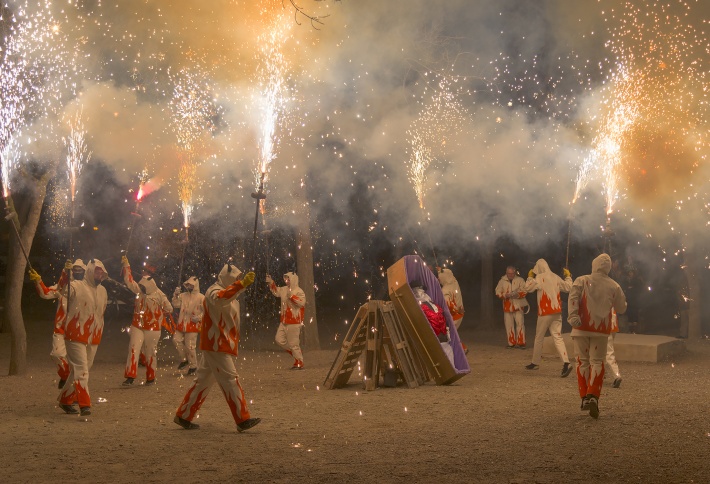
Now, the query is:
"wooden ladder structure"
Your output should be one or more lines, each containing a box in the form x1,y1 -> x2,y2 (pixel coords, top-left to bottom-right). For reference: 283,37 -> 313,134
324,300 -> 428,390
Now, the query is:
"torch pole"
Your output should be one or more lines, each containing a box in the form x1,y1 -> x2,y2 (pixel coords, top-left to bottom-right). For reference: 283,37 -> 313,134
123,200 -> 142,258
565,217 -> 572,268
2,193 -> 33,272
177,227 -> 189,287
250,171 -> 267,270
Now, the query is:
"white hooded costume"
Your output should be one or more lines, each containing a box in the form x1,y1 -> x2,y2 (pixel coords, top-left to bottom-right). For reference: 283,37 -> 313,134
176,263 -> 255,427
524,259 -> 573,367
58,259 -> 108,413
568,254 -> 627,400
269,271 -> 306,368
495,270 -> 528,347
34,259 -> 87,385
172,276 -> 205,371
122,259 -> 173,383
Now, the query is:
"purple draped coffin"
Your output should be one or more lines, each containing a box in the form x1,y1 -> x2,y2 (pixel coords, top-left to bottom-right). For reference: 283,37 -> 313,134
386,255 -> 470,385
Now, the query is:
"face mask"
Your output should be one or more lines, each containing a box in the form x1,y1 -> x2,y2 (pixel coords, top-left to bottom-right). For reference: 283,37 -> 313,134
72,270 -> 85,281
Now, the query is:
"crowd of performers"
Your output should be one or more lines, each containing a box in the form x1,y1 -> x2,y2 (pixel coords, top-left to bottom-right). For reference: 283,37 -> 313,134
495,255 -> 627,418
29,254 -> 306,432
29,250 -> 625,425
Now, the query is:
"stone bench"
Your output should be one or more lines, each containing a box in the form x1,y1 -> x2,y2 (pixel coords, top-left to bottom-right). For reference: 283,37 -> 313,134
542,332 -> 686,363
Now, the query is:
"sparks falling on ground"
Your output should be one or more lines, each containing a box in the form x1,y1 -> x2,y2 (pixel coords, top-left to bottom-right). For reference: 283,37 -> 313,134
64,108 -> 92,204
169,65 -> 220,228
254,6 -> 294,190
407,74 -> 469,209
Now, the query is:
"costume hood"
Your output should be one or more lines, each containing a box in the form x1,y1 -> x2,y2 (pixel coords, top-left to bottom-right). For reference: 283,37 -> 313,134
592,254 -> 612,275
438,268 -> 457,286
138,275 -> 158,295
218,263 -> 242,287
285,272 -> 299,289
533,259 -> 551,275
183,276 -> 200,293
86,259 -> 108,288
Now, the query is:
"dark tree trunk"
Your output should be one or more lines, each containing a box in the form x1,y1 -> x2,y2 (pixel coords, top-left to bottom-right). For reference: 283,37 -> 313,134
3,171 -> 53,375
294,189 -> 319,350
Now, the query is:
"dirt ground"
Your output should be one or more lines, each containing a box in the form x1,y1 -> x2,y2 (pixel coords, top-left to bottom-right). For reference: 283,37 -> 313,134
1,317 -> 709,484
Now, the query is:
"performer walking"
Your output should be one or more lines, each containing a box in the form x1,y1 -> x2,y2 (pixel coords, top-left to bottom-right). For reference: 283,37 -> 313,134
568,253 -> 627,418
495,266 -> 528,349
53,259 -> 109,416
523,259 -> 574,377
172,276 -> 205,375
121,255 -> 173,386
29,260 -> 86,388
174,263 -> 260,432
266,272 -> 306,370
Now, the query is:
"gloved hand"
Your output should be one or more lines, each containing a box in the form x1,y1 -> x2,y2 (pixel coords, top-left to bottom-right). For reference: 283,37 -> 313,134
64,259 -> 73,271
528,269 -> 535,279
121,255 -> 130,267
242,272 -> 255,287
28,268 -> 42,282
265,274 -> 273,284
568,315 -> 582,328
563,268 -> 571,279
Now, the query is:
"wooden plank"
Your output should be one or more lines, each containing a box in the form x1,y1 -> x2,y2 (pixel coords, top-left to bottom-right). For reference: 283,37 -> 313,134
380,301 -> 428,388
323,304 -> 369,389
363,301 -> 382,390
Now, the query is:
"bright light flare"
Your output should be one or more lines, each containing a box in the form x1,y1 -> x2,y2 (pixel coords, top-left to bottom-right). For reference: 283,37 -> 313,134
64,108 -> 92,203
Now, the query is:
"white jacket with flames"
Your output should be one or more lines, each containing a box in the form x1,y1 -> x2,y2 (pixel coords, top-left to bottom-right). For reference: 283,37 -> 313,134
269,272 -> 306,325
438,269 -> 464,322
172,276 -> 205,333
523,259 -> 572,316
568,254 -> 627,336
122,262 -> 173,331
200,264 -> 249,356
495,274 -> 528,313
62,259 -> 108,345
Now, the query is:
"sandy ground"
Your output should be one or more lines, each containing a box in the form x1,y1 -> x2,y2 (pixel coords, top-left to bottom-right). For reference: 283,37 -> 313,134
1,317 -> 709,484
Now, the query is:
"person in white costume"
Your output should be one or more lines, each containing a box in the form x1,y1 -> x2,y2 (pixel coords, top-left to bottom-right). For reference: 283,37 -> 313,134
266,272 -> 306,370
523,259 -> 573,377
172,276 -> 205,375
568,253 -> 627,419
174,263 -> 260,432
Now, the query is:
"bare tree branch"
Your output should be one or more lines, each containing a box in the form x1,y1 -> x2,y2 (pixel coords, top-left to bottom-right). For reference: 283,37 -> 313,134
285,0 -> 331,30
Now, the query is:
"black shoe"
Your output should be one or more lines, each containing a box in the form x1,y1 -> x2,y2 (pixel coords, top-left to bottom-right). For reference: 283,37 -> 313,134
174,415 -> 200,430
561,362 -> 573,378
613,377 -> 622,388
60,404 -> 79,415
145,379 -> 156,386
237,417 -> 261,433
122,377 -> 134,386
506,345 -> 515,349
588,396 -> 600,419
186,367 -> 196,376
517,345 -> 526,349
177,361 -> 189,370
80,407 -> 91,416
580,396 -> 590,411
57,379 -> 66,389
525,363 -> 539,370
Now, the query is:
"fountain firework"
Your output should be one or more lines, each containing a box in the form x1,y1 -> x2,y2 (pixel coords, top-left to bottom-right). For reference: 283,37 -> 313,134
169,65 -> 220,230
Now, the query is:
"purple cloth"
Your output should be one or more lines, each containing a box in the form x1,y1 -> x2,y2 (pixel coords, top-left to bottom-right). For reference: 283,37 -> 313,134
403,255 -> 471,375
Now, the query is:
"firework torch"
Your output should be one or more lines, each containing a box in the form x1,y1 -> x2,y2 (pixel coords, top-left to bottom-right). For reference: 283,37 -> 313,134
2,197 -> 33,272
177,227 -> 189,288
250,171 -> 267,269
123,186 -> 144,258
